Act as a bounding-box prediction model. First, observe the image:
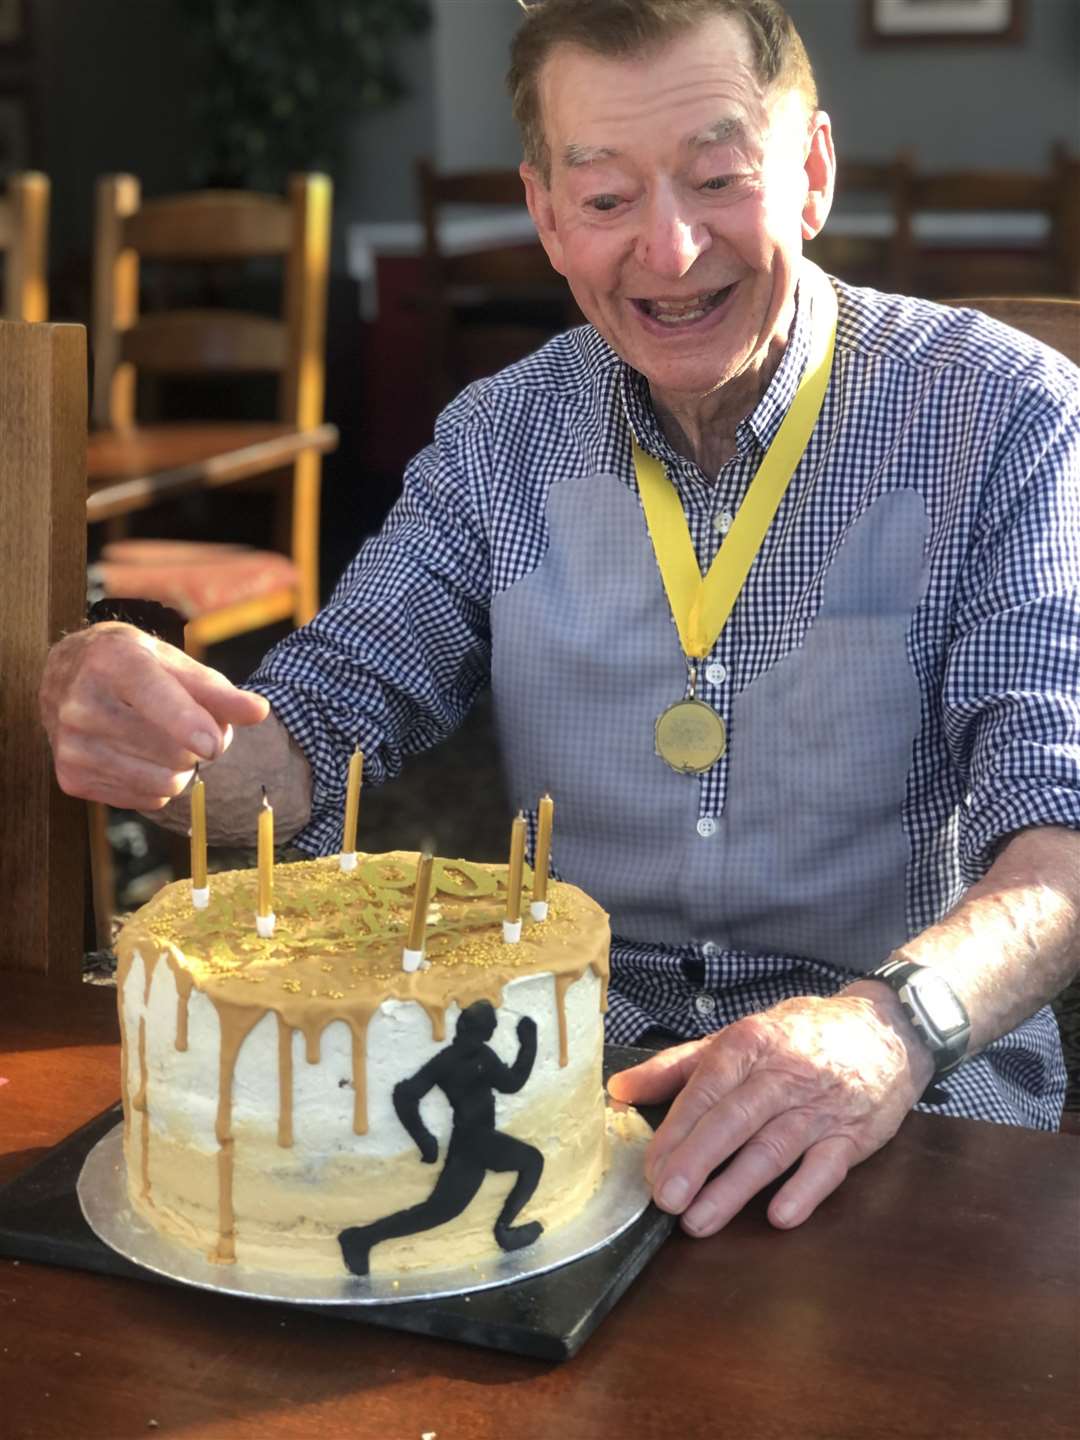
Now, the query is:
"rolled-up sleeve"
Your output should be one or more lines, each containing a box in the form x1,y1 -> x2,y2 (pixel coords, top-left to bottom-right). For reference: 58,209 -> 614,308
943,376 -> 1080,879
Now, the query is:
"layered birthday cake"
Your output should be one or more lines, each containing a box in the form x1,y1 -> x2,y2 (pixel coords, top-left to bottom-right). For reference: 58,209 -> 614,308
115,851 -> 613,1279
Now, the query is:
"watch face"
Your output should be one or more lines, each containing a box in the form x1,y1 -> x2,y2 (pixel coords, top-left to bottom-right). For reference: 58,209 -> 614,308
910,973 -> 968,1038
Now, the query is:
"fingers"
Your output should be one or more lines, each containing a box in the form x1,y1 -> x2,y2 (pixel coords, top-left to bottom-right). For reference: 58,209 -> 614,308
607,1038 -> 709,1105
641,1027 -> 759,1186
53,731 -> 196,808
176,660 -> 270,734
43,625 -> 272,808
649,1068 -> 787,1213
108,643 -> 262,762
767,1135 -> 855,1230
677,1108 -> 834,1236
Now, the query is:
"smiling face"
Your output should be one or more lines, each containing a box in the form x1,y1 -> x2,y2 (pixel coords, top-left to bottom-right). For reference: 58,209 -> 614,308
521,14 -> 834,413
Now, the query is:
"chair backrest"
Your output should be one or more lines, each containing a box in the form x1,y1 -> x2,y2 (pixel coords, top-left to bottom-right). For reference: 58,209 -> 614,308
0,171 -> 50,322
91,173 -> 332,430
945,296 -> 1080,366
0,320 -> 88,982
415,157 -> 573,409
806,153 -> 913,292
899,146 -> 1080,299
417,157 -> 557,294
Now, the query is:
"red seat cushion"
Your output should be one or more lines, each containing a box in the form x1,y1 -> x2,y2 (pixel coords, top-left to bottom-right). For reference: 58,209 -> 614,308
97,540 -> 298,619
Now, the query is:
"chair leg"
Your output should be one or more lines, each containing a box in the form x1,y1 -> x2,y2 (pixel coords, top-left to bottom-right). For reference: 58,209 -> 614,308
87,800 -> 116,950
291,449 -> 322,626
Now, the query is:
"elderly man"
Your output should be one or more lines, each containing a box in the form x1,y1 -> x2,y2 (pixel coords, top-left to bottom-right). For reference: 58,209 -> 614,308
42,0 -> 1080,1241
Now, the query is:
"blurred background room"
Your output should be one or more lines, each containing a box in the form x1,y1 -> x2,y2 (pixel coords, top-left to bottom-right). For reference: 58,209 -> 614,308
1,0 -> 1077,971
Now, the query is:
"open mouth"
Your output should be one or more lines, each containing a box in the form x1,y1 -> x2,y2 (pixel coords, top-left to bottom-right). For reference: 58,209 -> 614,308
633,283 -> 735,327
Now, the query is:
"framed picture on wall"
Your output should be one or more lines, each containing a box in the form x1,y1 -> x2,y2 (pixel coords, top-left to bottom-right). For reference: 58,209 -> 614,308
864,0 -> 1025,44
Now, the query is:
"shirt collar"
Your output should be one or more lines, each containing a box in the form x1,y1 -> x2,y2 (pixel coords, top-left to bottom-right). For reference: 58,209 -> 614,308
612,262 -> 823,472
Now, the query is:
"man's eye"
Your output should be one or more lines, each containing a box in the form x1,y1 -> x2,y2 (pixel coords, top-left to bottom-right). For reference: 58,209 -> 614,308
587,195 -> 621,212
700,176 -> 734,191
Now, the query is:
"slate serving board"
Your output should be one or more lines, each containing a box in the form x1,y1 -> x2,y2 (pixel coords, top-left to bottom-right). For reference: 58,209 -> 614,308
0,1045 -> 673,1362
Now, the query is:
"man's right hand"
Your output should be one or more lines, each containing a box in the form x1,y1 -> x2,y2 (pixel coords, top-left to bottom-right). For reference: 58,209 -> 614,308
39,622 -> 270,811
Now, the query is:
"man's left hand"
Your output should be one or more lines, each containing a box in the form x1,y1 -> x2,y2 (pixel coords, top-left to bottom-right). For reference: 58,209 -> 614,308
607,986 -> 934,1236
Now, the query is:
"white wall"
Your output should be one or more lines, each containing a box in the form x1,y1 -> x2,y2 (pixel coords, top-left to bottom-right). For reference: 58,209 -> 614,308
430,0 -> 522,171
788,0 -> 1079,172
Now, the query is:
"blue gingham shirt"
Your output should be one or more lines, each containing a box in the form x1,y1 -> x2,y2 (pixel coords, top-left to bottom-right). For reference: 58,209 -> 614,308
252,270 -> 1080,1131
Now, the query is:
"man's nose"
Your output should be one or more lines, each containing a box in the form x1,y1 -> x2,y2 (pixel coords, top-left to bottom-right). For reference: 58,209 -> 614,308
635,195 -> 711,279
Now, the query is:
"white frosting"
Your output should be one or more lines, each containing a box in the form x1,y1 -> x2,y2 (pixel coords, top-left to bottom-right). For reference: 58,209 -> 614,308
124,949 -> 603,1164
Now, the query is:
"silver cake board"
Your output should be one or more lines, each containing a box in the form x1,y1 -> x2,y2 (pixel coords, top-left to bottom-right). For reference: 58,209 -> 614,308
0,1046 -> 675,1361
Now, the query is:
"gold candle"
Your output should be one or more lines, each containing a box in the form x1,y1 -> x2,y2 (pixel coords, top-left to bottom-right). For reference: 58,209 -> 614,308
532,793 -> 554,906
257,787 -> 274,919
190,764 -> 208,895
341,747 -> 363,867
406,846 -> 435,953
505,812 -> 526,926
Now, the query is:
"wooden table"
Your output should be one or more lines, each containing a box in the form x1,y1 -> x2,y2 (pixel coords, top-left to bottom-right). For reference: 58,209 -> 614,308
2,975 -> 1077,1440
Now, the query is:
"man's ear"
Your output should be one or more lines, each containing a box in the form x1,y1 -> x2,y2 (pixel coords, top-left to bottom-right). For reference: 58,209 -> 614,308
801,111 -> 835,242
521,161 -> 568,276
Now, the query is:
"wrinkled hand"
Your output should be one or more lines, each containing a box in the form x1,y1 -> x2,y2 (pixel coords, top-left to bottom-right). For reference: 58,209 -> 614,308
40,622 -> 270,810
608,988 -> 934,1236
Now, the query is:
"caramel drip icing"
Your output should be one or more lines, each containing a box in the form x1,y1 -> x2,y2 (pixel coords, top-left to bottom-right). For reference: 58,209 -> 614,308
174,967 -> 195,1052
277,1014 -> 294,1148
301,1022 -> 322,1066
347,1014 -> 372,1135
212,1000 -> 267,1265
419,1000 -> 447,1043
117,988 -> 131,1149
134,1017 -> 151,1200
553,969 -> 588,1069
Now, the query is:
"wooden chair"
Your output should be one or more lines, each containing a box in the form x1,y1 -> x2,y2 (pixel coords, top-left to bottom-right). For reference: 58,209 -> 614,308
0,171 -> 49,322
944,296 -> 1080,366
416,157 -> 576,412
899,146 -> 1080,300
87,172 -> 338,661
807,153 -> 914,292
0,320 -> 88,984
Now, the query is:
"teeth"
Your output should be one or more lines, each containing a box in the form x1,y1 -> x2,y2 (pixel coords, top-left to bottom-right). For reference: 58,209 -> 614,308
656,307 -> 705,325
641,287 -> 730,324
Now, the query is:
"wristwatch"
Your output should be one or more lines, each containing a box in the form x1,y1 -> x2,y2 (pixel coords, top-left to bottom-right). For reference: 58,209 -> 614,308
866,958 -> 971,1076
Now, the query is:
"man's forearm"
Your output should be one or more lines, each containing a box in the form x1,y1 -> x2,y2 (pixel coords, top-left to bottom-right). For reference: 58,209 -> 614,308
864,825 -> 1080,1054
146,709 -> 313,847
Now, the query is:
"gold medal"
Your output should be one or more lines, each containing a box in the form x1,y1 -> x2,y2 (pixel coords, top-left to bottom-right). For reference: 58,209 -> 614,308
633,276 -> 838,778
655,697 -> 727,773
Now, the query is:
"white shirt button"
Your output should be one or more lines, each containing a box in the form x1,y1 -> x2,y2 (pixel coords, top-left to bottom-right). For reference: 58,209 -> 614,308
695,817 -> 717,839
714,510 -> 735,535
694,992 -> 717,1018
701,941 -> 720,959
705,662 -> 728,687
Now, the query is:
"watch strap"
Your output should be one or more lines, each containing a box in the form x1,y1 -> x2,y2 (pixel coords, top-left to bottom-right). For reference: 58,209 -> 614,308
868,958 -> 971,1077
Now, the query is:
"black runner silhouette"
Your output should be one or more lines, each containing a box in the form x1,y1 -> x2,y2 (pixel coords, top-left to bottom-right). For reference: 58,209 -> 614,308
339,999 -> 545,1277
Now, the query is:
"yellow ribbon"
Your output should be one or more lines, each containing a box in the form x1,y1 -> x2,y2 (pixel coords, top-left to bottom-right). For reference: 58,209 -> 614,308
633,282 -> 838,660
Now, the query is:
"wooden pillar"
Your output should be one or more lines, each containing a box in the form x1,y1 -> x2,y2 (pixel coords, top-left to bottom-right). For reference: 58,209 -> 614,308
0,320 -> 88,982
